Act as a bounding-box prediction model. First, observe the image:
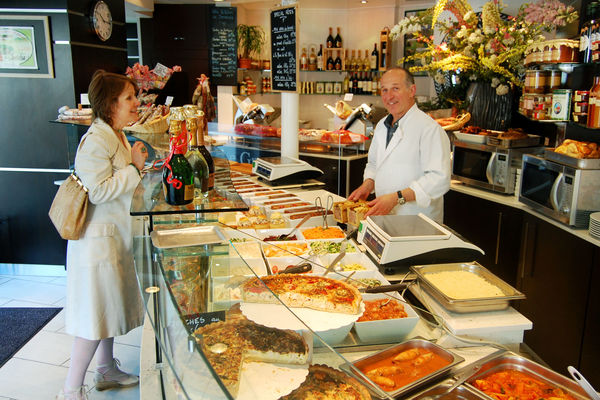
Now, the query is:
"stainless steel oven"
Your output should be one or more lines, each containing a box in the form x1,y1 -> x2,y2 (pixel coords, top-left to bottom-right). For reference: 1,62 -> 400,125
519,154 -> 600,228
452,141 -> 543,194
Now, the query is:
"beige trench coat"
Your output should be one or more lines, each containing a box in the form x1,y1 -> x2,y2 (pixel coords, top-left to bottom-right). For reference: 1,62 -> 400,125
65,118 -> 144,340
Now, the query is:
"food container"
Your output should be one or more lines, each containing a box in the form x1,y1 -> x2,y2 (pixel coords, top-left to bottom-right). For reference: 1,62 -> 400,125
346,338 -> 465,399
551,89 -> 572,120
524,70 -> 548,94
255,228 -> 306,241
551,39 -> 579,63
542,44 -> 552,63
572,112 -> 588,124
353,293 -> 419,343
410,262 -> 525,313
407,378 -> 487,400
466,351 -> 590,400
261,240 -> 310,258
266,256 -> 323,275
573,101 -> 589,113
548,70 -> 562,90
150,226 -> 227,248
319,252 -> 379,274
574,90 -> 589,102
454,131 -> 487,144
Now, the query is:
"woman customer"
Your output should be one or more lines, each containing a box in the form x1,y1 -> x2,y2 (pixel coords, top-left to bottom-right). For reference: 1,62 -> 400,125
57,70 -> 148,400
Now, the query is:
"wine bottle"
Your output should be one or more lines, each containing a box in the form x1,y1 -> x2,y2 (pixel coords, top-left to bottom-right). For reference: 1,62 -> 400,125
372,73 -> 378,95
352,72 -> 358,94
317,44 -> 323,70
163,110 -> 194,205
308,47 -> 317,70
370,44 -> 379,71
334,50 -> 342,70
363,49 -> 371,71
300,47 -> 308,70
197,124 -> 215,191
327,52 -> 335,70
185,116 -> 209,199
343,73 -> 350,93
349,50 -> 356,71
356,50 -> 363,71
326,27 -> 334,48
381,42 -> 387,69
334,27 -> 343,48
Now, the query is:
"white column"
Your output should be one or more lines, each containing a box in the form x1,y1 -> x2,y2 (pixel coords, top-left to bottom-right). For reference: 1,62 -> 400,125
217,85 -> 235,126
280,92 -> 299,159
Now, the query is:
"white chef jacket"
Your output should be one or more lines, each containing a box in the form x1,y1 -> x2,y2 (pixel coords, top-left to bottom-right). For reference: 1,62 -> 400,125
363,103 -> 451,222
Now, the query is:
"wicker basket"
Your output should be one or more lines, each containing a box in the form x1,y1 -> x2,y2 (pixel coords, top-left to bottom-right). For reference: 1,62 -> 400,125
124,116 -> 170,152
442,112 -> 471,132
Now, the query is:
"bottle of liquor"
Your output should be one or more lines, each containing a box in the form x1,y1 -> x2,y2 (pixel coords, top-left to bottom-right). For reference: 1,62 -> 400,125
349,50 -> 357,71
352,72 -> 358,94
300,47 -> 308,70
343,73 -> 350,93
363,49 -> 371,71
326,27 -> 334,48
581,2 -> 597,64
365,72 -> 372,93
334,27 -> 343,48
372,73 -> 378,95
326,51 -> 335,70
370,44 -> 379,71
163,108 -> 194,205
588,76 -> 600,127
317,45 -> 323,70
308,47 -> 317,70
184,112 -> 209,198
196,121 -> 215,191
334,50 -> 342,70
381,42 -> 387,69
357,72 -> 363,94
356,50 -> 363,71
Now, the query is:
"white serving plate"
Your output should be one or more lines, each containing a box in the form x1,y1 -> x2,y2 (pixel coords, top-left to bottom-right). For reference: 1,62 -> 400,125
261,240 -> 310,258
299,225 -> 346,241
255,228 -> 306,241
353,293 -> 420,343
237,362 -> 309,400
319,252 -> 379,274
454,131 -> 486,144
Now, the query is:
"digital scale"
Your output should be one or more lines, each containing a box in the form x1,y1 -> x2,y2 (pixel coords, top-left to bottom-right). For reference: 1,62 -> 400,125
358,213 -> 484,274
252,156 -> 324,186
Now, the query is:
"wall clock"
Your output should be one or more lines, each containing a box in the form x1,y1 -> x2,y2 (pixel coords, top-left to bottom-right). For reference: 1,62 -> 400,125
91,1 -> 112,42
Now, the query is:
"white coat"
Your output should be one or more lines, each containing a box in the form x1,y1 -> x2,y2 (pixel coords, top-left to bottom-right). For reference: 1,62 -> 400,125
364,104 -> 451,222
65,118 -> 144,340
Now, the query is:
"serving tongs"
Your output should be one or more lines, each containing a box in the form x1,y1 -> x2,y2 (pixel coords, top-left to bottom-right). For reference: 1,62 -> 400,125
278,214 -> 311,241
314,195 -> 333,229
321,227 -> 357,276
358,282 -> 411,293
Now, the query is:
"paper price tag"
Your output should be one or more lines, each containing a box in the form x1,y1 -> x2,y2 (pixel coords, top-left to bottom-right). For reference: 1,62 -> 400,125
165,96 -> 174,106
80,93 -> 90,105
153,63 -> 169,77
343,93 -> 353,102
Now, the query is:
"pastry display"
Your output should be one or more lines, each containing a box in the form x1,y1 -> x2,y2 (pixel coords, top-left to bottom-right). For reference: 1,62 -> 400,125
241,274 -> 362,315
554,139 -> 600,159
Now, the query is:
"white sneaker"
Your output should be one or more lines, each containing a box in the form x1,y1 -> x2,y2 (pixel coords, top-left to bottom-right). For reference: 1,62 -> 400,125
94,358 -> 139,391
56,385 -> 89,400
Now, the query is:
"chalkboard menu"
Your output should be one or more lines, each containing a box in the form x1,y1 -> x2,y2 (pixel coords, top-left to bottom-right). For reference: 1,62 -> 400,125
184,311 -> 226,333
270,5 -> 298,92
210,6 -> 237,86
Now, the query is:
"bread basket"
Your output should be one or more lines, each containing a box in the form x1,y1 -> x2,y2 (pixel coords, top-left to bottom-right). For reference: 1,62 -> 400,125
442,112 -> 471,132
124,116 -> 170,151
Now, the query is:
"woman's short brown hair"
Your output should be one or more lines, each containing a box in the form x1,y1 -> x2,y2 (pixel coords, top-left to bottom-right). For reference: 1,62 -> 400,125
88,70 -> 138,127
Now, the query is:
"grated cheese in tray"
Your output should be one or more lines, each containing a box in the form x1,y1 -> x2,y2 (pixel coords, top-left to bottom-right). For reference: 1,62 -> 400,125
424,271 -> 505,299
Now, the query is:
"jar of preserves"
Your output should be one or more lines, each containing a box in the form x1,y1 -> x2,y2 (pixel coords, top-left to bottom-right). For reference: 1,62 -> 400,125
574,90 -> 590,102
543,44 -> 552,63
525,70 -> 549,94
548,70 -> 562,90
573,102 -> 589,113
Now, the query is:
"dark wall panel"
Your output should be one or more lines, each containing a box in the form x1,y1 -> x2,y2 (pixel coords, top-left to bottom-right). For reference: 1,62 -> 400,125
70,44 -> 128,99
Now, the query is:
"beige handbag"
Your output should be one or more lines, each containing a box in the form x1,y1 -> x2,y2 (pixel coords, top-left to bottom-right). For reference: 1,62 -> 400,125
48,172 -> 89,240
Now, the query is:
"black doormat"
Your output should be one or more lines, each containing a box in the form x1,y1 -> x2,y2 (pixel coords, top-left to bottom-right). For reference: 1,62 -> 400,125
0,307 -> 62,368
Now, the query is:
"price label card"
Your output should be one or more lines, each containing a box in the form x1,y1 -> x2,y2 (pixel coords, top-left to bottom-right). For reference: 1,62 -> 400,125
165,96 -> 174,106
184,311 -> 226,333
153,63 -> 169,77
80,93 -> 90,105
344,93 -> 354,102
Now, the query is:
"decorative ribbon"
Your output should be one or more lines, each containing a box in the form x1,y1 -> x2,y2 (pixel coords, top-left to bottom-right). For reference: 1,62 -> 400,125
152,122 -> 190,190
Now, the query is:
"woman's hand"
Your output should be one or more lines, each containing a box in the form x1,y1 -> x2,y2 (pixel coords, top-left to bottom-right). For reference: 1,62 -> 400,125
348,179 -> 374,201
131,141 -> 148,171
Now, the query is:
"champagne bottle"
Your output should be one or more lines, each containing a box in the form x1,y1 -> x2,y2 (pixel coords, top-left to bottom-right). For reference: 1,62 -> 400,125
334,27 -> 343,48
185,114 -> 209,198
370,44 -> 379,71
163,109 -> 194,205
317,44 -> 323,70
326,27 -> 334,48
334,50 -> 342,70
197,124 -> 215,191
327,52 -> 335,70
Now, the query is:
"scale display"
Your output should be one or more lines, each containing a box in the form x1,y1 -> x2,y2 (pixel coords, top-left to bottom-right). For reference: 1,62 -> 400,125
255,164 -> 272,179
363,227 -> 385,260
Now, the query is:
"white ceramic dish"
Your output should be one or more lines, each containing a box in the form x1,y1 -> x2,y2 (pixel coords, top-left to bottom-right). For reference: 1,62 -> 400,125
454,131 -> 487,144
299,225 -> 346,240
255,228 -> 306,241
261,240 -> 311,258
319,252 -> 378,274
229,241 -> 263,259
353,293 -> 420,344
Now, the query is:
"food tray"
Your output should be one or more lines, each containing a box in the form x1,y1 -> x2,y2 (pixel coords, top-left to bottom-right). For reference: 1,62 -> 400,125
150,226 -> 226,248
345,338 -> 465,399
407,378 -> 487,399
410,262 -> 525,313
454,131 -> 487,144
544,148 -> 600,169
486,134 -> 542,148
465,351 -> 590,400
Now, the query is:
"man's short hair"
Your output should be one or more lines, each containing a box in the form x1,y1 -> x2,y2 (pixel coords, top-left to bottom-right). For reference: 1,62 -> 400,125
385,67 -> 415,87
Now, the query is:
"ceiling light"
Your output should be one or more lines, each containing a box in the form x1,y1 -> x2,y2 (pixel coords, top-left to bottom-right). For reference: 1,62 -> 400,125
361,0 -> 368,3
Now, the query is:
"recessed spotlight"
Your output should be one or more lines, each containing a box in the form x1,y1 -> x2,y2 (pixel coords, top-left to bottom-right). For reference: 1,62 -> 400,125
361,0 -> 368,3
215,0 -> 224,2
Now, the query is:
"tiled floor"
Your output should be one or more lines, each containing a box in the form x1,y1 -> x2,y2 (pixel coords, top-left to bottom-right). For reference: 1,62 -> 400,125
0,274 -> 141,400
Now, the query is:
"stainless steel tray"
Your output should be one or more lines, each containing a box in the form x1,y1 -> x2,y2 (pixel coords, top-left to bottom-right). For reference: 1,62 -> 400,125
544,148 -> 600,169
465,351 -> 590,400
486,134 -> 542,148
410,262 -> 525,313
344,338 -> 465,399
150,226 -> 226,248
407,378 -> 487,399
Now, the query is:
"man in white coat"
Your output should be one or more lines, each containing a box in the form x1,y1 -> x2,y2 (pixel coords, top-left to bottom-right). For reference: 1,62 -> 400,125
348,67 -> 451,222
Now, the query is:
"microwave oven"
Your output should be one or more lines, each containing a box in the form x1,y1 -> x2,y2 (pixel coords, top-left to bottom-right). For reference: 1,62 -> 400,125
452,141 -> 543,194
519,154 -> 600,228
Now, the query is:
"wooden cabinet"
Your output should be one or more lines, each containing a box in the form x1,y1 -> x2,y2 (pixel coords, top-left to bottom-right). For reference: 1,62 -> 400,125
516,214 -> 595,377
444,190 -> 522,286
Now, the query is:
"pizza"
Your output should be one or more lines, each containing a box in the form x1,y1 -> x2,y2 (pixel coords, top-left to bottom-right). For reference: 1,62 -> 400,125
194,318 -> 309,397
241,274 -> 362,315
279,364 -> 372,400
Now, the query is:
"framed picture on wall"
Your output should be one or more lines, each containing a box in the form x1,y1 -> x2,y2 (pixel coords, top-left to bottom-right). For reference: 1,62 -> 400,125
402,9 -> 430,77
0,16 -> 54,78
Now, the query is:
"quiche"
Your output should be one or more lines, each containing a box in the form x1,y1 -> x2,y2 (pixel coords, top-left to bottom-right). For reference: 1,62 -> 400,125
279,364 -> 372,400
194,319 -> 309,397
241,274 -> 362,315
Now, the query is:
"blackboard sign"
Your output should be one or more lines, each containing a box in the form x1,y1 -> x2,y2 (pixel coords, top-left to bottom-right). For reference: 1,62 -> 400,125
209,6 -> 237,86
270,5 -> 298,92
184,310 -> 226,333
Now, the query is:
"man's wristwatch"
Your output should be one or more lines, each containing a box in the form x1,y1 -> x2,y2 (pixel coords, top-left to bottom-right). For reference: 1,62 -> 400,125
397,190 -> 406,205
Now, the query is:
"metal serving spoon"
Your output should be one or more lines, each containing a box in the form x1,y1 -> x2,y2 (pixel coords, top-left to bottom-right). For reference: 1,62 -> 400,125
278,214 -> 311,241
568,366 -> 600,400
